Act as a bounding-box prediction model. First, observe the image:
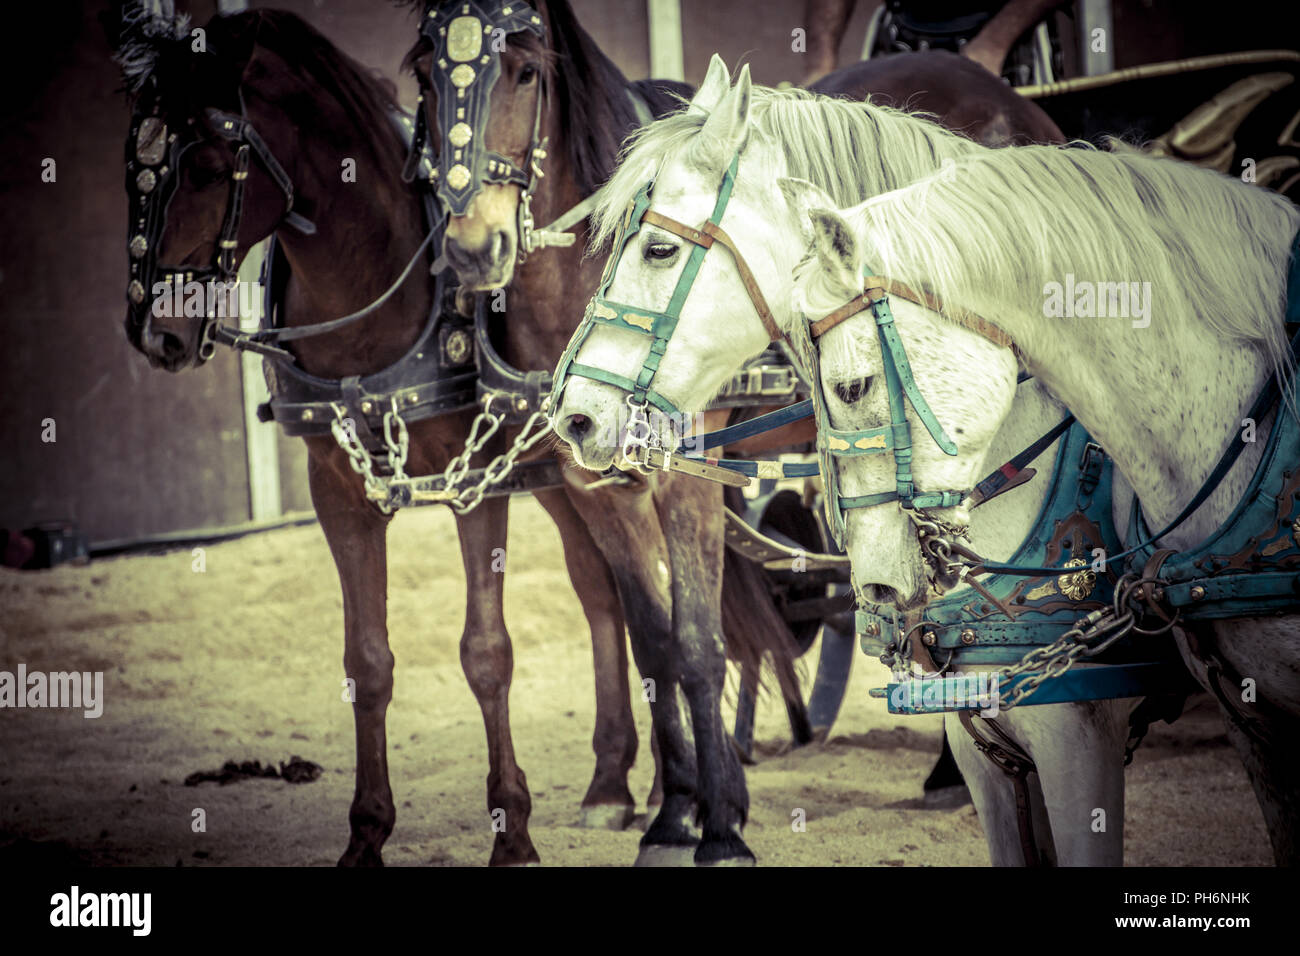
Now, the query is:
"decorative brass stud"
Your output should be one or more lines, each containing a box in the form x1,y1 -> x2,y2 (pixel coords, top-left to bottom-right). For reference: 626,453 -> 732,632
407,393 -> 420,405
301,408 -> 314,422
861,620 -> 880,637
922,631 -> 937,646
127,280 -> 145,304
136,169 -> 157,194
1190,585 -> 1206,601
448,122 -> 472,147
129,235 -> 148,259
450,64 -> 475,89
515,397 -> 529,413
447,163 -> 471,190
445,328 -> 472,364
360,400 -> 373,414
1058,557 -> 1097,601
960,628 -> 976,645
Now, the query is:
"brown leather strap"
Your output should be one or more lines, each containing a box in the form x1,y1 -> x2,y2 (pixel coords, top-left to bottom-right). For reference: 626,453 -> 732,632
958,709 -> 1044,867
810,276 -> 1017,353
640,209 -> 786,344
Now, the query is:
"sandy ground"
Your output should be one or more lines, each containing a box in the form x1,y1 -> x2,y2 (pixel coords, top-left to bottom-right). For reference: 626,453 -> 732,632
0,498 -> 1273,866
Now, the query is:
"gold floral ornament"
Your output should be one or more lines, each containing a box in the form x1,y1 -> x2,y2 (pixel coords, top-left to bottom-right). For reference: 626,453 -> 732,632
1058,557 -> 1097,601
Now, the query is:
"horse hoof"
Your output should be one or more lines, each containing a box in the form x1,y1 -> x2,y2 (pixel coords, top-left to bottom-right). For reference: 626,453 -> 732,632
578,804 -> 637,830
634,844 -> 698,867
922,784 -> 972,810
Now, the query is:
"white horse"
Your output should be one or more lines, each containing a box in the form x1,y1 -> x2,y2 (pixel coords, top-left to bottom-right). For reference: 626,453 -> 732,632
550,60 -> 1163,864
787,146 -> 1300,865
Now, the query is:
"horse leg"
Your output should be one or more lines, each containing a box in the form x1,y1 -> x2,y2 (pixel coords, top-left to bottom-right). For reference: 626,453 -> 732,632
1017,699 -> 1129,866
532,486 -> 638,830
308,449 -> 395,867
452,496 -> 539,865
656,477 -> 754,865
563,478 -> 699,864
945,711 -> 1057,866
1218,712 -> 1300,864
1194,620 -> 1300,864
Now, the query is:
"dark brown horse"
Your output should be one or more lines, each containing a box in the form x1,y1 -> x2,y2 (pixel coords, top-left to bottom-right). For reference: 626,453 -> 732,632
113,4 -> 807,867
405,0 -> 1066,864
112,6 -> 662,866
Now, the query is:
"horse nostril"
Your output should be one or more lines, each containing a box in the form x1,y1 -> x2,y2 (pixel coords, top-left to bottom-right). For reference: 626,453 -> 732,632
865,584 -> 898,606
159,332 -> 186,358
561,413 -> 593,443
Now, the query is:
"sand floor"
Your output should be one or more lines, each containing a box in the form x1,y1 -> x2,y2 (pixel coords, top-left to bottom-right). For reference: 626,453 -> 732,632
0,498 -> 1272,866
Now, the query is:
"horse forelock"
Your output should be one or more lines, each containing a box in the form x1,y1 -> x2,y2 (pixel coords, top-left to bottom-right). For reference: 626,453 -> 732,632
589,85 -> 983,257
112,3 -> 191,94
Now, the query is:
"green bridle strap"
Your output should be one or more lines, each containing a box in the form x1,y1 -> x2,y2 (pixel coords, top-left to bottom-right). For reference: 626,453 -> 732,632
804,289 -> 967,547
551,154 -> 742,418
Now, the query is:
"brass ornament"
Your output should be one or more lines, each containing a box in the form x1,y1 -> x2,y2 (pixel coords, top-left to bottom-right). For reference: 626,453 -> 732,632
445,329 -> 472,364
127,280 -> 145,304
450,64 -> 475,89
1291,517 -> 1300,548
136,117 -> 167,166
446,16 -> 483,62
1057,557 -> 1097,601
136,169 -> 157,194
447,164 -> 471,190
448,122 -> 473,148
129,235 -> 148,259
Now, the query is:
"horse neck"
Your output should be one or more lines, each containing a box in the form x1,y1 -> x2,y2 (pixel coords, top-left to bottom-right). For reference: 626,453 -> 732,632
257,89 -> 430,379
503,94 -> 608,370
995,300 -> 1272,550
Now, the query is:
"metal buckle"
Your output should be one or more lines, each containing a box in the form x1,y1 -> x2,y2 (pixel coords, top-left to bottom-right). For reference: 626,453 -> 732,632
1078,440 -> 1105,495
717,364 -> 797,399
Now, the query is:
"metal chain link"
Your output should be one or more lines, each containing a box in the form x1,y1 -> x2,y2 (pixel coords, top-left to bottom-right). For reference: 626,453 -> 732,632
328,394 -> 557,515
446,409 -> 554,514
330,402 -> 396,515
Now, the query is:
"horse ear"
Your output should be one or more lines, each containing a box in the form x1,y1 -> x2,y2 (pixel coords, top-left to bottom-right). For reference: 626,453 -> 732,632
687,54 -> 731,116
778,177 -> 836,244
807,207 -> 862,293
690,63 -> 752,172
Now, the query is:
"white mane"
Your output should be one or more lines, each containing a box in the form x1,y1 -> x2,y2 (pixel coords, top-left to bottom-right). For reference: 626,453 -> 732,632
590,85 -> 987,253
813,143 -> 1300,388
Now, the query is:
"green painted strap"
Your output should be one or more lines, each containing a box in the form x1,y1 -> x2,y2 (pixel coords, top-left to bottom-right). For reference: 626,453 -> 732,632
873,297 -> 959,456
564,362 -> 681,416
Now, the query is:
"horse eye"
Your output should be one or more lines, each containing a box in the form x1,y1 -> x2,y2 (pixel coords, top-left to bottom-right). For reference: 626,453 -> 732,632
518,64 -> 538,86
645,242 -> 677,262
834,377 -> 871,404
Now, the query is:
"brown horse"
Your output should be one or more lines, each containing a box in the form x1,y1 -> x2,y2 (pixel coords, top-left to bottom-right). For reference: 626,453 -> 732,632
112,6 -> 667,866
406,0 -> 1066,864
114,4 -> 808,867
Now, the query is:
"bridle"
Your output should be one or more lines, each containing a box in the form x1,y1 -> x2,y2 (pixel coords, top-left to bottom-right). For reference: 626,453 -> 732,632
124,83 -> 315,365
406,1 -> 570,257
796,278 -> 1016,550
546,143 -> 1018,546
550,152 -> 786,468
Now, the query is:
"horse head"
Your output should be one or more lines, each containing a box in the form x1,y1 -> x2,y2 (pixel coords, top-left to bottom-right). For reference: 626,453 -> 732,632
551,56 -> 803,470
788,183 -> 1018,609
